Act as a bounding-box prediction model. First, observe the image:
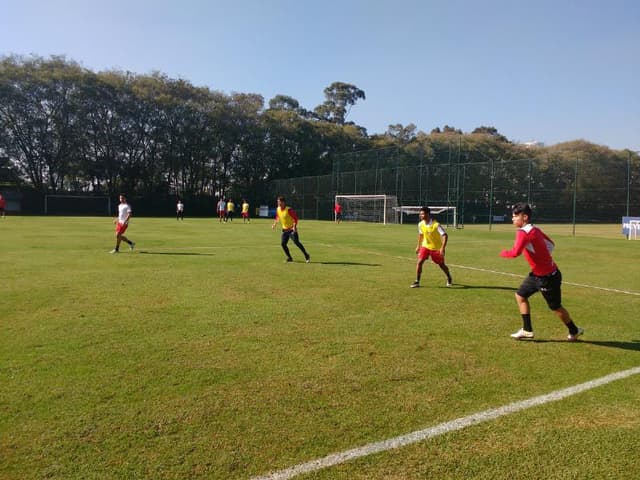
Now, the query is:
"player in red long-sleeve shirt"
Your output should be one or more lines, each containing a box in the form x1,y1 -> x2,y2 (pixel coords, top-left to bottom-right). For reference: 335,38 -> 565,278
500,203 -> 583,341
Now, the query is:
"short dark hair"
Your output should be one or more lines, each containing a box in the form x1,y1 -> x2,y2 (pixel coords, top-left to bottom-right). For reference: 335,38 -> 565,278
277,196 -> 285,202
419,206 -> 430,215
512,202 -> 532,217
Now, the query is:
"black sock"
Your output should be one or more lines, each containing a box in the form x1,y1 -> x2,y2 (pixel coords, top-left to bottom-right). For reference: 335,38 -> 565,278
522,314 -> 532,332
566,321 -> 579,335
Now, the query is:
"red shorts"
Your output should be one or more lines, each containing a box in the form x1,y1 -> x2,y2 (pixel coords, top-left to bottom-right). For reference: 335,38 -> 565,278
218,210 -> 225,218
418,247 -> 444,265
116,222 -> 129,234
241,211 -> 249,218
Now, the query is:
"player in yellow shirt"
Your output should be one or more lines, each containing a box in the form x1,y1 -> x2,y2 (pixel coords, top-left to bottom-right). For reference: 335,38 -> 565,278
411,207 -> 452,288
225,198 -> 235,222
241,199 -> 250,223
271,196 -> 311,263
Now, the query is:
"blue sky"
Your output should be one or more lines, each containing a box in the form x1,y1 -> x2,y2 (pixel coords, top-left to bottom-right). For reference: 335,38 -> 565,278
1,0 -> 638,150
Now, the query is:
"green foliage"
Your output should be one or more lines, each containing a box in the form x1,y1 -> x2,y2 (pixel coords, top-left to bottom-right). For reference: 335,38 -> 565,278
0,56 -> 370,200
314,81 -> 366,125
1,54 -> 637,209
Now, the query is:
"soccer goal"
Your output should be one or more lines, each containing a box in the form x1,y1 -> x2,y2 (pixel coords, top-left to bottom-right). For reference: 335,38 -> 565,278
44,195 -> 111,216
335,194 -> 398,224
393,205 -> 458,227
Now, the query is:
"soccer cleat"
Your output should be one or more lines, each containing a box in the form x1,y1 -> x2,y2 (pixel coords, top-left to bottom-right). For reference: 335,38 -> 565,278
567,327 -> 584,342
129,241 -> 135,251
446,280 -> 453,287
410,281 -> 420,288
285,258 -> 293,263
510,328 -> 534,340
109,249 -> 118,254
305,255 -> 311,263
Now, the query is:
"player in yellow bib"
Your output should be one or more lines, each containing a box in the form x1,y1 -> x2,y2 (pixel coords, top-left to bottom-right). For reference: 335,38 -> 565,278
411,206 -> 452,288
241,199 -> 250,223
225,199 -> 235,222
271,196 -> 311,263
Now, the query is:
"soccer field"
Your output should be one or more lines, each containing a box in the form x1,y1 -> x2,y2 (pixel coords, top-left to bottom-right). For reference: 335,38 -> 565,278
2,216 -> 639,479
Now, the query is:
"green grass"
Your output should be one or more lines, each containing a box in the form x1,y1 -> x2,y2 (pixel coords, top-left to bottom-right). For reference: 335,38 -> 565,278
1,216 -> 639,479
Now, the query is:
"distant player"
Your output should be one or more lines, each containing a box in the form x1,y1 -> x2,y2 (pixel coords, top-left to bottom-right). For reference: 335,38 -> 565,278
272,196 -> 311,263
0,193 -> 6,218
411,207 -> 452,288
334,202 -> 342,223
500,203 -> 583,341
217,197 -> 226,222
176,199 -> 184,220
241,199 -> 250,223
110,194 -> 135,254
226,198 -> 235,222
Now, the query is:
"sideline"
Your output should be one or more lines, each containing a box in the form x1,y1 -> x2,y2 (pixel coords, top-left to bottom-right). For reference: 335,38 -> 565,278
252,366 -> 640,480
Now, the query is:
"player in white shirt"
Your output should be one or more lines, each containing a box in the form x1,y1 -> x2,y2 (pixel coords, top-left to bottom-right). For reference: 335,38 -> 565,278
110,194 -> 135,253
176,199 -> 184,220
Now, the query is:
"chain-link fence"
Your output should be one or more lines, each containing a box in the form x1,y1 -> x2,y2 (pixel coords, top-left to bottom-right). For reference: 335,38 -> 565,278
269,149 -> 640,227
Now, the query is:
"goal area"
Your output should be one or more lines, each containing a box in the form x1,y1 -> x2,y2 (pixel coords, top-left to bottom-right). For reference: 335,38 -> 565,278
335,195 -> 398,224
44,195 -> 111,216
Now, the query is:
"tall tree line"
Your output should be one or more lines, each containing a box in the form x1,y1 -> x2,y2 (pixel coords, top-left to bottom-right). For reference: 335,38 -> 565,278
0,55 -> 368,201
1,55 -> 636,209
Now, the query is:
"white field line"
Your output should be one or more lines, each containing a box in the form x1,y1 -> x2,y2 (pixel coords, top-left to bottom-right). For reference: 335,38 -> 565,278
449,264 -> 640,297
315,243 -> 640,297
252,366 -> 640,480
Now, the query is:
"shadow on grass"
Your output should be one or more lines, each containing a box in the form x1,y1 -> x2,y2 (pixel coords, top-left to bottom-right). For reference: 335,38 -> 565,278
530,339 -> 640,352
317,261 -> 381,266
449,283 -> 515,291
137,251 -> 215,256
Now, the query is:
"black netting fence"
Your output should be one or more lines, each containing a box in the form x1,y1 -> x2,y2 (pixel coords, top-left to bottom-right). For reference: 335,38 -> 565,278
268,151 -> 640,226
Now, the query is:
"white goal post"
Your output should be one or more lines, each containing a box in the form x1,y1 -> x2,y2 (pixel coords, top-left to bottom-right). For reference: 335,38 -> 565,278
630,219 -> 640,240
44,195 -> 112,216
335,194 -> 398,224
393,205 -> 458,227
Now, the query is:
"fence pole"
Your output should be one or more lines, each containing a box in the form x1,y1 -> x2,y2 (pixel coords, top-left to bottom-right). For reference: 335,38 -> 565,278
627,151 -> 632,217
489,159 -> 494,231
572,158 -> 578,236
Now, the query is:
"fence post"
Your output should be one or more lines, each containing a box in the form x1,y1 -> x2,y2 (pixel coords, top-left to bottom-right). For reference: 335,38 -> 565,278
572,158 -> 578,236
489,158 -> 494,231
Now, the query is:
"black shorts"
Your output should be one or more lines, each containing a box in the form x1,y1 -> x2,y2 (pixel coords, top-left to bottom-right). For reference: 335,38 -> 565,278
517,270 -> 563,310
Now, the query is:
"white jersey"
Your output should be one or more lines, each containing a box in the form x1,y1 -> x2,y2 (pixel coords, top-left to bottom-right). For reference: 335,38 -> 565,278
118,203 -> 132,223
177,202 -> 184,212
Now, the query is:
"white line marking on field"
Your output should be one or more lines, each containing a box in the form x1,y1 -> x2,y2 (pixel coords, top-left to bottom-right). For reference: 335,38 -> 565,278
450,264 -> 640,296
314,243 -> 640,297
252,366 -> 640,480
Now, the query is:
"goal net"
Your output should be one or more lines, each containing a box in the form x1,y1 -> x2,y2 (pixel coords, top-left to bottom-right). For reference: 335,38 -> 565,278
393,205 -> 458,227
44,195 -> 111,216
335,194 -> 398,224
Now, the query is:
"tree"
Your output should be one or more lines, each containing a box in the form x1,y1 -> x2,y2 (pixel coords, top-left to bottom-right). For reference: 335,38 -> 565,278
386,123 -> 417,144
0,55 -> 86,192
314,82 -> 365,125
471,126 -> 509,143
